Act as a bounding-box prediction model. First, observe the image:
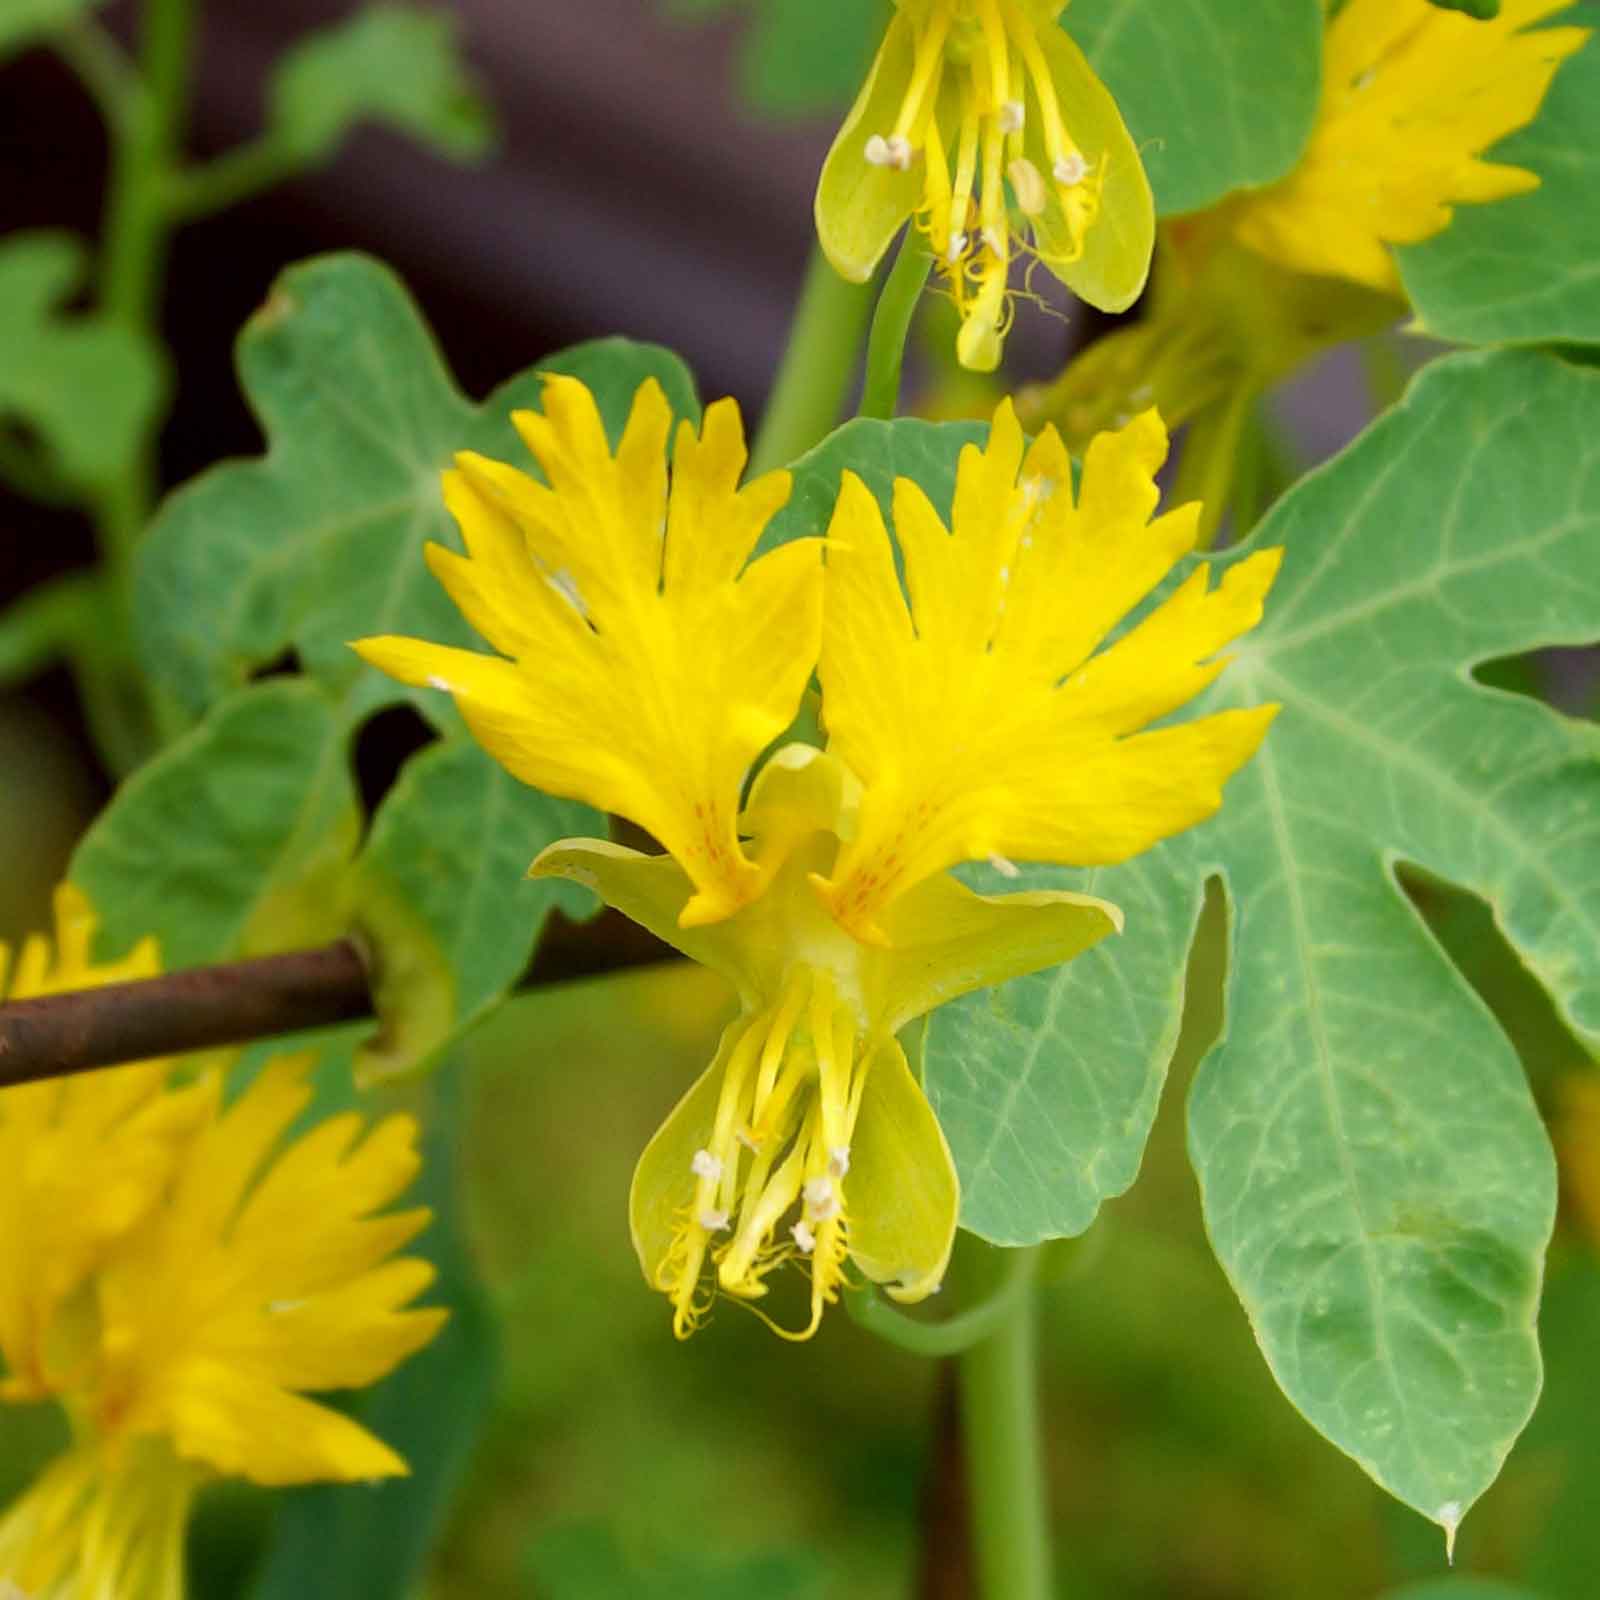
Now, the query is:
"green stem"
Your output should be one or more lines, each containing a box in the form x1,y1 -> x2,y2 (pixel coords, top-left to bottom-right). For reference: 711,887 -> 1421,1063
845,1237 -> 1034,1356
748,244 -> 875,475
166,135 -> 301,220
858,232 -> 932,421
97,0 -> 195,557
1175,379 -> 1258,550
959,1246 -> 1053,1600
53,19 -> 139,131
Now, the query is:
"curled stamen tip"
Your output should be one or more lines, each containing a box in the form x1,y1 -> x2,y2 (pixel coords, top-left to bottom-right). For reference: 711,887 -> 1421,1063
865,133 -> 914,171
791,1220 -> 817,1254
946,231 -> 969,264
1053,153 -> 1090,186
981,225 -> 1007,260
827,1145 -> 851,1178
690,1148 -> 723,1182
698,1207 -> 730,1232
998,99 -> 1025,134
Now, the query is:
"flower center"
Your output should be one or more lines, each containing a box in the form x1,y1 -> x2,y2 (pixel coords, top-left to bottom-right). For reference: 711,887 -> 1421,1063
865,0 -> 1105,366
657,966 -> 870,1340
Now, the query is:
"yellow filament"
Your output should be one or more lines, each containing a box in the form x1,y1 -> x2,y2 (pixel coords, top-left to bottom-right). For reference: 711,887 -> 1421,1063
718,1110 -> 814,1293
748,968 -> 811,1134
1001,0 -> 1080,175
949,78 -> 982,253
975,0 -> 1012,114
920,111 -> 956,256
892,8 -> 953,144
978,105 -> 1008,255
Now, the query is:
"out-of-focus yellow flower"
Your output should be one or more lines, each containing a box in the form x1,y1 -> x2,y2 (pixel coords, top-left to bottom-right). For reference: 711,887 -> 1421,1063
355,376 -> 1278,1336
1557,1070 -> 1600,1251
0,898 -> 446,1598
1023,0 -> 1589,529
1235,0 -> 1589,295
0,885 -> 210,1404
815,0 -> 1153,371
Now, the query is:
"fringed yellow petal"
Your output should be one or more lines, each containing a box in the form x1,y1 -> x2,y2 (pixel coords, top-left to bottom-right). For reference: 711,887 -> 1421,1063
89,1055 -> 444,1486
845,1035 -> 958,1303
1233,0 -> 1590,292
354,375 -> 822,928
815,14 -> 925,281
817,400 -> 1279,942
162,1367 -> 411,1485
0,886 -> 202,1402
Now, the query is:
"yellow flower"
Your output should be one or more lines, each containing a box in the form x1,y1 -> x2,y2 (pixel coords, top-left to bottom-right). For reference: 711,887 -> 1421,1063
0,886 -> 210,1404
1234,0 -> 1589,294
0,896 -> 445,1597
815,0 -> 1153,371
354,376 -> 1279,1336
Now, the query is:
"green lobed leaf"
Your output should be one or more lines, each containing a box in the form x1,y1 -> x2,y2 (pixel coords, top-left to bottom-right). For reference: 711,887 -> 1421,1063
1068,0 -> 1324,217
1184,347 -> 1598,1531
1398,4 -> 1600,348
69,677 -> 359,968
266,3 -> 494,165
134,252 -> 701,728
0,231 -> 165,486
781,349 -> 1599,1529
248,1056 -> 495,1600
350,736 -> 599,1080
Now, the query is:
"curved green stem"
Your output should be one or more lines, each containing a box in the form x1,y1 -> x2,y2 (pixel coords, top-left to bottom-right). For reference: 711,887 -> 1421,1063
858,232 -> 933,421
845,1237 -> 1035,1357
748,245 -> 875,475
959,1245 -> 1052,1600
167,135 -> 302,220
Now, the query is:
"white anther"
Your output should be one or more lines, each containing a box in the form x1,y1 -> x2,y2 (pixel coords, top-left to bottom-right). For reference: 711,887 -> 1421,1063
998,99 -> 1026,133
803,1176 -> 840,1220
988,853 -> 1020,879
945,230 -> 969,263
982,224 -> 1006,259
791,1220 -> 817,1254
690,1149 -> 723,1182
865,133 -> 913,170
1008,156 -> 1047,216
697,1207 -> 730,1232
1053,153 -> 1089,186
827,1146 -> 851,1179
426,674 -> 451,692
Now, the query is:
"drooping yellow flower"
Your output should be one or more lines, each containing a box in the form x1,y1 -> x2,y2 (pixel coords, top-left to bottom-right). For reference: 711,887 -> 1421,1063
1235,0 -> 1590,294
816,0 -> 1153,371
354,376 -> 1279,1337
0,894 -> 446,1597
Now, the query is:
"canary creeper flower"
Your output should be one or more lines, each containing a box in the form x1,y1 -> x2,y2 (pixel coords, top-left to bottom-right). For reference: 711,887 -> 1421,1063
354,376 -> 1279,1337
1234,0 -> 1590,294
0,903 -> 446,1598
816,0 -> 1153,371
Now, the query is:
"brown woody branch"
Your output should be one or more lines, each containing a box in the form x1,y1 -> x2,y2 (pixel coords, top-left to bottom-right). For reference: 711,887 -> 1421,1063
0,912 -> 672,1091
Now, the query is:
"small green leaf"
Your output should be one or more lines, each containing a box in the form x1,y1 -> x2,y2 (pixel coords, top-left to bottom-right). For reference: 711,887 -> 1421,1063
1068,0 -> 1324,216
69,678 -> 360,967
0,0 -> 101,60
1398,5 -> 1600,347
350,736 -> 599,1080
248,1057 -> 494,1600
0,232 -> 165,486
135,252 -> 701,727
267,3 -> 494,165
